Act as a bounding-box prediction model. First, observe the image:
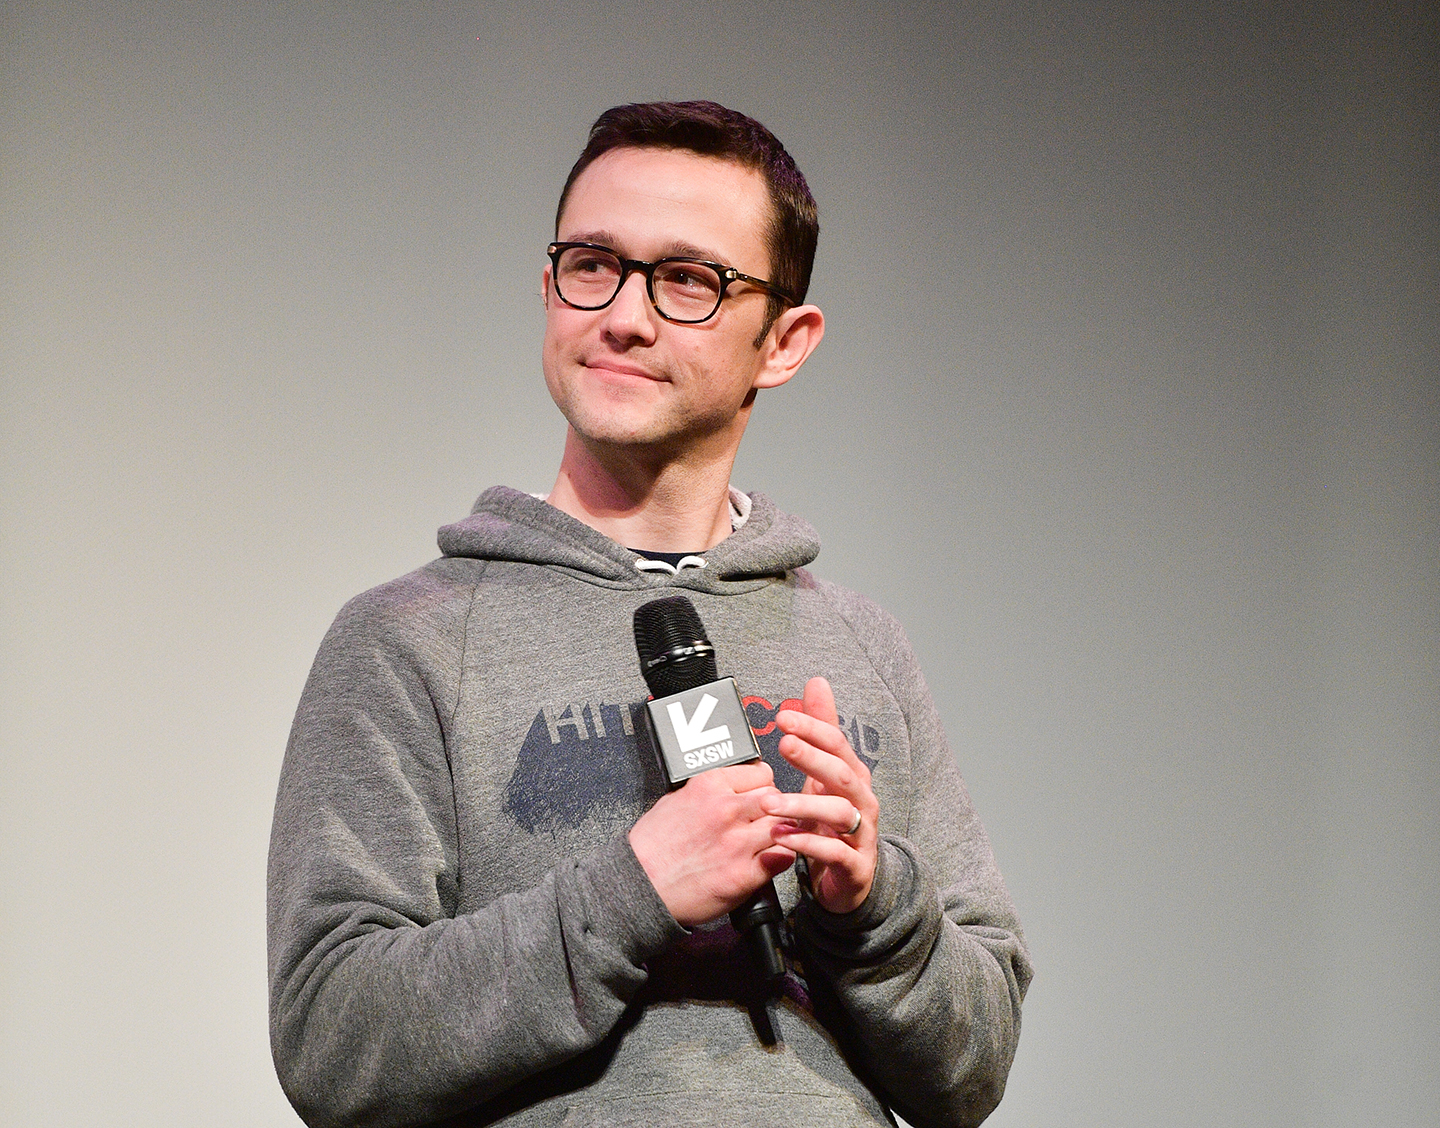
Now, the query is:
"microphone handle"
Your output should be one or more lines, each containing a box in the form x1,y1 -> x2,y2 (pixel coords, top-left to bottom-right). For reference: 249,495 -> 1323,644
730,882 -> 786,983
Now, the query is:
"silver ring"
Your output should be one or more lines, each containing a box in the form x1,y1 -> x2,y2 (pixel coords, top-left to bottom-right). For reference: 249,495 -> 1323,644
844,808 -> 862,836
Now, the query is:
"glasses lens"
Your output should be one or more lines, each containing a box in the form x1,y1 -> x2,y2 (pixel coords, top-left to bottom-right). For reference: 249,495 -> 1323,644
555,246 -> 624,309
652,260 -> 723,322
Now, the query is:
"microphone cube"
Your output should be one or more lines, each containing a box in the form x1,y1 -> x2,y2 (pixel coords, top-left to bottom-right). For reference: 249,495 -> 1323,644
642,676 -> 763,786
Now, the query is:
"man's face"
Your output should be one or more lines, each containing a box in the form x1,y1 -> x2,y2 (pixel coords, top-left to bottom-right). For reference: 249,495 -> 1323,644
542,146 -> 784,458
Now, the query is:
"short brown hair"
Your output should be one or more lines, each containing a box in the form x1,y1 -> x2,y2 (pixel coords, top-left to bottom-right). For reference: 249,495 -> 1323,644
555,101 -> 819,331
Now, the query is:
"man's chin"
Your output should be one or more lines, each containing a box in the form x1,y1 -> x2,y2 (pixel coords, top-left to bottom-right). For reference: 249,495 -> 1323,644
556,395 -> 741,463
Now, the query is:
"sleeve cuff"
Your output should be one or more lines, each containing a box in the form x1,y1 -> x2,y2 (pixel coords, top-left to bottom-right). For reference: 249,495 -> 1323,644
794,837 -> 931,956
573,833 -> 688,967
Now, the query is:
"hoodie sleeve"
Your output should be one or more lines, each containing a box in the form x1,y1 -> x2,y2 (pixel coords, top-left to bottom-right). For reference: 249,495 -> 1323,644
266,570 -> 684,1128
793,589 -> 1034,1128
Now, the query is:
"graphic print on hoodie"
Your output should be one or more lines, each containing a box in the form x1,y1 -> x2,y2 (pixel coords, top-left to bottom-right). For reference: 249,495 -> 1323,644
503,693 -> 882,835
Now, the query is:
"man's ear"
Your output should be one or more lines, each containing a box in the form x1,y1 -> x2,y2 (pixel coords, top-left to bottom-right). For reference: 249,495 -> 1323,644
541,265 -> 553,308
752,304 -> 825,390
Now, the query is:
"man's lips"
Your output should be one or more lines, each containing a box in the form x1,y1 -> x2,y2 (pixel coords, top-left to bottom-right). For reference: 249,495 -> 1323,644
582,359 -> 667,381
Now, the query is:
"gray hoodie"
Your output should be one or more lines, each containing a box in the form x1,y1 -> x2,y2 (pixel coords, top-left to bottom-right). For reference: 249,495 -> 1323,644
268,486 -> 1032,1128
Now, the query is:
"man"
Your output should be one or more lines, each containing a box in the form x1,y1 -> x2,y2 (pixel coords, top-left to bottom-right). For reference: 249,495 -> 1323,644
268,101 -> 1031,1128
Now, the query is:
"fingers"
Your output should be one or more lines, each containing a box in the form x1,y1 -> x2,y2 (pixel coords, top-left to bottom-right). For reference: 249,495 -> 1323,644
768,822 -> 864,868
709,759 -> 776,793
757,842 -> 799,879
681,765 -> 781,827
759,791 -> 859,836
765,676 -> 879,915
768,814 -> 874,916
775,705 -> 852,758
630,763 -> 795,926
774,713 -> 871,800
677,760 -> 777,803
773,678 -> 875,830
779,677 -> 866,761
802,675 -> 839,726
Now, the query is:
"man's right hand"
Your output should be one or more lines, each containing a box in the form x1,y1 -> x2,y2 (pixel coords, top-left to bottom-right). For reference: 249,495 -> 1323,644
628,761 -> 797,927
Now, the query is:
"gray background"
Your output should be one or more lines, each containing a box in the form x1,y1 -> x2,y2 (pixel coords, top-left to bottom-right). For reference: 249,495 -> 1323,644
3,2 -> 1436,1125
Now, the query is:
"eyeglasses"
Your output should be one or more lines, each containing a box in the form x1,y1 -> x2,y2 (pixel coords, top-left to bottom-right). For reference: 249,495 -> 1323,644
547,242 -> 797,325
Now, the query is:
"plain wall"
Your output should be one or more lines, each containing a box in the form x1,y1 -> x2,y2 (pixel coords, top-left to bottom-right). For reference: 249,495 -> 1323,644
3,2 -> 1435,1125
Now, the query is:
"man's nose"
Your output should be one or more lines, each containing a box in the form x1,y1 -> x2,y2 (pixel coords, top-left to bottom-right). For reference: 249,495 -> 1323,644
602,269 -> 658,342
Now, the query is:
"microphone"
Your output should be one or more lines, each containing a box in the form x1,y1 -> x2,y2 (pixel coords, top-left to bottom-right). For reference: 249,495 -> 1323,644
633,595 -> 787,986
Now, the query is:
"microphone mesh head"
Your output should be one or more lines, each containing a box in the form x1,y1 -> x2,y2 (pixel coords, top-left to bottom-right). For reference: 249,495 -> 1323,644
633,595 -> 719,696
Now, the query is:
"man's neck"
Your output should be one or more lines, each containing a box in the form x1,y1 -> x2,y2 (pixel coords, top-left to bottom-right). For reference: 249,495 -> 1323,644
545,429 -> 738,552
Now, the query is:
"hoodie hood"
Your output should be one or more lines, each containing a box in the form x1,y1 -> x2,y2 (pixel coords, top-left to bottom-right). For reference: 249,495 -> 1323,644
437,486 -> 820,594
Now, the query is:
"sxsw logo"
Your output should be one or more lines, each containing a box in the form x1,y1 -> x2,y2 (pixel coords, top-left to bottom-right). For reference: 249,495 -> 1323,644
645,677 -> 760,784
667,692 -> 733,767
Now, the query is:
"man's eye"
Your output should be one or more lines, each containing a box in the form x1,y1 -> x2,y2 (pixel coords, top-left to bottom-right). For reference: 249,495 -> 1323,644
658,263 -> 720,295
560,248 -> 621,280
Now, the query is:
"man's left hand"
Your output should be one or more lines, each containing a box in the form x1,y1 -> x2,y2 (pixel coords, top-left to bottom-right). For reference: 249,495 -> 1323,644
762,676 -> 878,914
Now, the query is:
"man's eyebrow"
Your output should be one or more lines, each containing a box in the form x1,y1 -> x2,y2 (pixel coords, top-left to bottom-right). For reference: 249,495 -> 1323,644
661,240 -> 723,262
564,229 -> 620,248
562,230 -> 727,264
